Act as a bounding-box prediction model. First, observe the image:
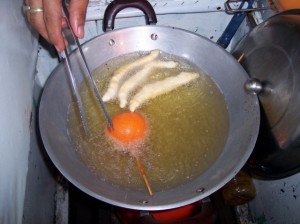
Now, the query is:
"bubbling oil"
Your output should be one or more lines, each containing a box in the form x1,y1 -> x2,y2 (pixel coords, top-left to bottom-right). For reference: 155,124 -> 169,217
67,51 -> 229,193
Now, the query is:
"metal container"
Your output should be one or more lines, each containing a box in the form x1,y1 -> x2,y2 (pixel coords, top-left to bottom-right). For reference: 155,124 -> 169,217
232,9 -> 300,179
38,0 -> 260,210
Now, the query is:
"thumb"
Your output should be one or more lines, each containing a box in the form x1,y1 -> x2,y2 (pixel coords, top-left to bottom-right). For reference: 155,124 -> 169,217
69,0 -> 89,38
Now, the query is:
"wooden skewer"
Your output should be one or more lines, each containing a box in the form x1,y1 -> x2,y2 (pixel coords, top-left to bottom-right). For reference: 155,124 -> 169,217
133,153 -> 153,196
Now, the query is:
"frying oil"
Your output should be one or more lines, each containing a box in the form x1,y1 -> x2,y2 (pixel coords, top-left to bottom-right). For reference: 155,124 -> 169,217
67,51 -> 229,193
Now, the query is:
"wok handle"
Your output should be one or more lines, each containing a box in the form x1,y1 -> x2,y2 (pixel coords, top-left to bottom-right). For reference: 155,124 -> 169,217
103,0 -> 158,32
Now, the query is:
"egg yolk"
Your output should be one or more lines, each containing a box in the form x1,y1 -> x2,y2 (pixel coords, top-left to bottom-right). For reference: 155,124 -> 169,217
107,112 -> 147,143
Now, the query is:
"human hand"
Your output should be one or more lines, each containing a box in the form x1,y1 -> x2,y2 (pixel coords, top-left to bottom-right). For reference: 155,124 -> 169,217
23,0 -> 89,52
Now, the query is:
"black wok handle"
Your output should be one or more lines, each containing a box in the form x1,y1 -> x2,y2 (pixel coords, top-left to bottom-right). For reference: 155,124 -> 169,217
103,0 -> 158,32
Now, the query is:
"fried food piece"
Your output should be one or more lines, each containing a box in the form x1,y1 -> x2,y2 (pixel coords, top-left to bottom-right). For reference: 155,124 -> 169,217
103,49 -> 160,102
118,60 -> 178,108
129,72 -> 199,112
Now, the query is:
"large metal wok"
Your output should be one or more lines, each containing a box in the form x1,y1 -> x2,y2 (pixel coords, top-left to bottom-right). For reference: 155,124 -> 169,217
39,0 -> 260,210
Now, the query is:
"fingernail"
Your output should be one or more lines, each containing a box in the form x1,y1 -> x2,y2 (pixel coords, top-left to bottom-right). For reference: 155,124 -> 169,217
55,45 -> 62,52
55,43 -> 65,52
77,26 -> 84,38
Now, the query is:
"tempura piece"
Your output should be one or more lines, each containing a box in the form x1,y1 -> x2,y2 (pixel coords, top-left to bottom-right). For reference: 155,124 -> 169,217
118,60 -> 178,108
102,49 -> 160,102
129,72 -> 199,112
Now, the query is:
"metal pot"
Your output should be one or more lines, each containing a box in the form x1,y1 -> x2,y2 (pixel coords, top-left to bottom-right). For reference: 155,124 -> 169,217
232,9 -> 300,179
39,0 -> 260,210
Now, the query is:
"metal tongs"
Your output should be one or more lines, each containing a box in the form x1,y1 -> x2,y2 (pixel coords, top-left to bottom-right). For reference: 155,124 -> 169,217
61,1 -> 113,134
224,0 -> 274,14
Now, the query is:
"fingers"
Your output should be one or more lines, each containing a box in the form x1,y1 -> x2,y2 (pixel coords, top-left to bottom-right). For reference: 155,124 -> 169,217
25,0 -> 88,52
26,0 -> 49,43
69,0 -> 89,38
42,0 -> 65,51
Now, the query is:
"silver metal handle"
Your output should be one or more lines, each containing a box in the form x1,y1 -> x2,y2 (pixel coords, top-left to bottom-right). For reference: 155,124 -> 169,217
62,1 -> 114,130
60,51 -> 89,135
225,0 -> 274,14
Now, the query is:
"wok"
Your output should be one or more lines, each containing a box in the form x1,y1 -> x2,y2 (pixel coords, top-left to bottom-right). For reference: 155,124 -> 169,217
39,0 -> 260,210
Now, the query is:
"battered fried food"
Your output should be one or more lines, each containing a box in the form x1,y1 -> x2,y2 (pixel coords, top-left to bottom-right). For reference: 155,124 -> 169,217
118,60 -> 178,108
103,49 -> 160,102
129,72 -> 199,112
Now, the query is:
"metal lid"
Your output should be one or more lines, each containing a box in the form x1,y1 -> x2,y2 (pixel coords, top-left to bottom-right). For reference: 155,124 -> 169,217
232,11 -> 300,179
233,13 -> 300,128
